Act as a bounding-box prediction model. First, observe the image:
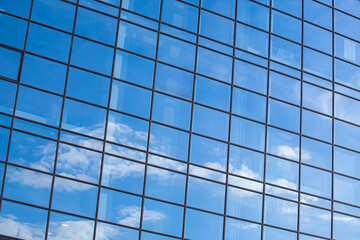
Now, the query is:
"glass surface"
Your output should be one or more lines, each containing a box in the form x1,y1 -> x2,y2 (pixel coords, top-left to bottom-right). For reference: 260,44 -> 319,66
114,50 -> 155,88
21,54 -> 67,94
232,87 -> 266,122
0,79 -> 16,114
71,37 -> 114,76
197,47 -> 233,83
67,67 -> 110,106
0,13 -> 27,49
0,0 -> 31,18
231,116 -> 265,151
269,72 -> 300,105
236,23 -> 269,58
234,60 -> 268,94
334,174 -> 360,206
76,7 -> 117,45
334,146 -> 360,179
110,79 -> 152,118
122,0 -> 161,20
202,0 -> 235,18
335,34 -> 360,65
272,10 -> 301,43
304,22 -> 332,54
152,92 -> 191,130
52,177 -> 98,218
98,187 -> 142,227
237,0 -> 269,31
335,10 -> 360,41
300,205 -> 331,238
8,130 -> 56,172
301,137 -> 332,170
266,156 -> 298,190
185,208 -> 223,240
267,127 -> 299,161
162,0 -> 198,32
96,222 -> 139,240
303,47 -> 332,80
304,0 -> 332,30
16,86 -> 62,126
118,21 -> 157,58
187,176 -> 225,213
149,123 -> 189,161
27,23 -> 71,62
272,0 -> 301,17
302,110 -> 332,142
263,226 -> 297,240
142,199 -> 183,237
0,46 -> 21,80
271,36 -> 301,69
62,99 -> 107,138
301,165 -> 331,198
268,99 -> 300,132
200,10 -> 234,45
333,212 -> 360,240
107,111 -> 149,150
225,218 -> 261,240
227,186 -> 263,222
0,200 -> 47,240
335,120 -> 360,152
264,196 -> 298,230
193,105 -> 229,141
146,166 -> 185,204
335,59 -> 360,90
303,83 -> 332,115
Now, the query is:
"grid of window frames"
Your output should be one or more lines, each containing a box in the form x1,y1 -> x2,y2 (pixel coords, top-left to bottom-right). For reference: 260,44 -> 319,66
1,0 -> 360,239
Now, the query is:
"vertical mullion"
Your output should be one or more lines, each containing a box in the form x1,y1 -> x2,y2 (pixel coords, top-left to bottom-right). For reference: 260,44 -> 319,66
44,1 -> 80,239
331,0 -> 335,239
92,2 -> 122,240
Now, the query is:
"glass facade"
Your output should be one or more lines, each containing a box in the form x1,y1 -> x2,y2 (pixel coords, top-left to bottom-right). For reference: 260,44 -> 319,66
1,0 -> 360,239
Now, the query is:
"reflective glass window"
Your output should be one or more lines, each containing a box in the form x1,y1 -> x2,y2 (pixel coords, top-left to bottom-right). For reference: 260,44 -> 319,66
335,120 -> 360,152
162,0 -> 198,32
272,0 -> 301,18
236,23 -> 269,58
304,0 -> 332,30
0,46 -> 21,80
27,23 -> 71,62
118,21 -> 157,58
301,165 -> 331,198
335,59 -> 360,90
335,10 -> 360,41
237,0 -> 269,31
193,105 -> 229,141
269,72 -> 300,105
264,196 -> 298,230
0,13 -> 27,49
269,99 -> 300,132
231,116 -> 265,151
67,67 -> 110,106
225,218 -> 261,240
62,99 -> 107,138
107,111 -> 149,150
334,174 -> 360,206
122,0 -> 161,20
149,123 -> 189,161
114,50 -> 155,88
71,37 -> 114,76
111,80 -> 152,118
80,0 -> 119,16
21,54 -> 67,94
96,222 -> 139,240
303,83 -> 332,115
266,156 -> 298,190
195,76 -> 231,111
302,110 -> 332,142
200,10 -> 234,45
202,0 -> 235,18
271,36 -> 301,69
0,0 -> 31,18
153,93 -> 191,130
300,205 -> 331,238
263,226 -> 297,240
234,60 -> 268,94
232,87 -> 266,122
333,212 -> 360,240
267,127 -> 299,161
334,147 -> 360,178
0,79 -> 16,114
16,86 -> 62,126
335,34 -> 360,65
302,137 -> 332,170
304,47 -> 332,80
76,7 -> 117,45
272,10 -> 301,43
197,47 -> 233,83
304,23 -> 332,54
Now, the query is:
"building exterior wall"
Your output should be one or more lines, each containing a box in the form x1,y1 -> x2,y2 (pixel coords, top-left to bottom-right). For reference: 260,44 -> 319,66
0,0 -> 360,239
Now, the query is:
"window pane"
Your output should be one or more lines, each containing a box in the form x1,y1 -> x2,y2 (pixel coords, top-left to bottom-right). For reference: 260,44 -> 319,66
0,13 -> 27,49
0,79 -> 16,114
231,116 -> 265,151
234,60 -> 268,94
272,10 -> 301,42
301,165 -> 331,198
200,10 -> 234,45
0,46 -> 21,80
237,0 -> 269,31
264,196 -> 298,230
122,0 -> 161,20
236,23 -> 269,58
269,72 -> 300,105
232,87 -> 266,122
162,0 -> 198,32
267,127 -> 299,161
269,99 -> 300,132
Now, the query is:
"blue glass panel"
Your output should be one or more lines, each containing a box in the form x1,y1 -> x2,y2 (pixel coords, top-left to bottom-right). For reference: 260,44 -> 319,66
67,67 -> 110,106
102,154 -> 144,194
197,47 -> 233,83
264,196 -> 298,230
236,23 -> 269,58
149,123 -> 189,161
96,222 -> 139,240
76,7 -> 117,45
107,111 -> 149,150
202,0 -> 235,18
266,155 -> 298,190
193,105 -> 229,141
300,205 -> 331,238
0,0 -> 31,18
304,23 -> 332,54
303,47 -> 332,80
98,187 -> 142,227
62,99 -> 107,138
110,79 -> 152,118
0,46 -> 21,80
114,50 -> 155,88
21,54 -> 67,94
267,127 -> 299,161
185,209 -> 223,240
158,35 -> 196,71
27,23 -> 71,62
334,174 -> 360,206
16,86 -> 62,126
237,0 -> 269,31
52,177 -> 98,217
155,63 -> 194,100
301,165 -> 332,198
152,93 -> 191,130
71,37 -> 114,76
271,36 -> 301,69
0,79 -> 16,114
4,165 -> 52,207
0,127 -> 10,161
272,0 -> 301,17
268,99 -> 300,132
0,13 -> 27,49
335,34 -> 360,65
263,226 -> 297,240
225,218 -> 261,240
142,199 -> 183,237
121,9 -> 158,30
195,76 -> 231,111
335,59 -> 360,90
231,116 -> 265,151
234,60 -> 268,94
302,110 -> 332,142
304,0 -> 332,30
200,10 -> 234,45
335,120 -> 360,152
302,137 -> 332,170
303,83 -> 332,115
118,21 -> 157,58
13,118 -> 59,139
269,72 -> 300,105
162,0 -> 198,32
57,143 -> 101,183
335,10 -> 360,41
335,0 -> 360,18
0,200 -> 47,239
272,10 -> 301,42
9,130 -> 56,172
333,212 -> 360,240
79,0 -> 119,16
122,0 -> 161,19
232,87 -> 266,122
